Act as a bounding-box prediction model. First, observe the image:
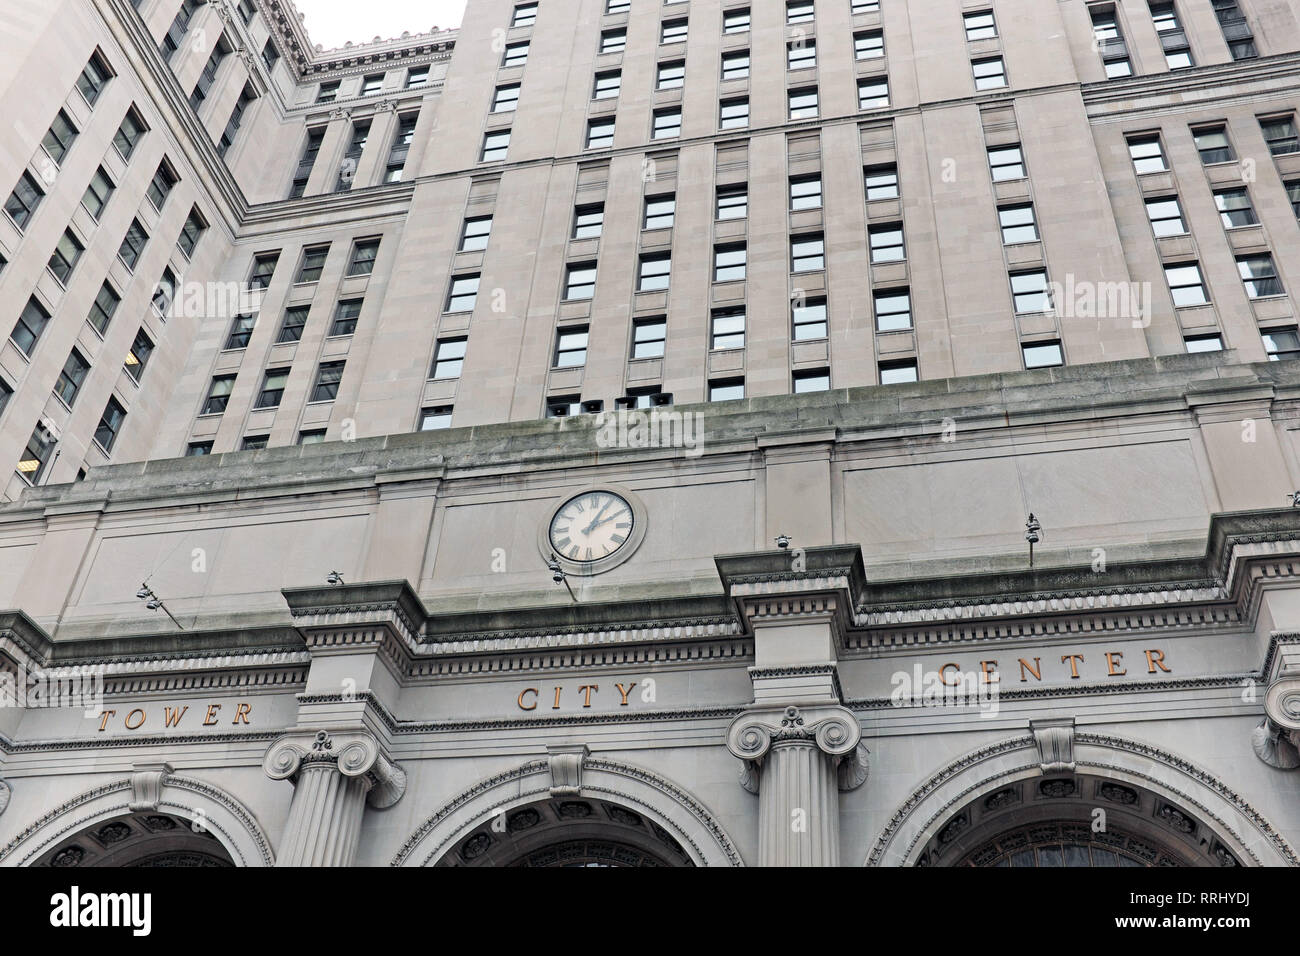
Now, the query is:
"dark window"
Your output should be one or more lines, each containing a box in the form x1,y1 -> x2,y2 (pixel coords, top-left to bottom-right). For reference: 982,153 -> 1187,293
1214,187 -> 1257,228
162,0 -> 200,60
5,171 -> 45,229
242,435 -> 268,450
12,297 -> 50,356
178,206 -> 207,258
1238,254 -> 1283,298
202,375 -> 236,415
407,66 -> 429,88
316,81 -> 340,104
94,397 -> 127,452
1261,115 -> 1300,156
278,306 -> 310,344
1263,328 -> 1300,361
77,51 -> 113,106
225,313 -> 257,350
1211,0 -> 1257,59
18,426 -> 56,483
152,266 -> 177,315
219,85 -> 257,157
88,282 -> 120,335
114,107 -> 148,161
125,328 -> 154,381
81,166 -> 115,219
47,229 -> 84,283
1193,126 -> 1235,164
296,244 -> 330,283
361,74 -> 384,95
42,109 -> 78,164
261,39 -> 279,72
330,299 -> 363,336
189,35 -> 231,110
249,252 -> 280,289
310,361 -> 345,402
349,238 -> 381,275
187,442 -> 214,456
255,368 -> 290,408
147,161 -> 178,210
289,128 -> 325,198
299,430 -> 327,444
386,113 -> 418,181
118,217 -> 150,269
55,349 -> 90,406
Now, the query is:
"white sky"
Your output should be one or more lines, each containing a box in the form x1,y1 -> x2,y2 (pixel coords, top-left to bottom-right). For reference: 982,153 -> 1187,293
293,0 -> 468,49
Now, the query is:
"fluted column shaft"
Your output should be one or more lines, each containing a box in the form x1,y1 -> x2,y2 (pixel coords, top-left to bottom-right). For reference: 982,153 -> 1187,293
263,729 -> 406,867
275,762 -> 370,867
757,740 -> 841,866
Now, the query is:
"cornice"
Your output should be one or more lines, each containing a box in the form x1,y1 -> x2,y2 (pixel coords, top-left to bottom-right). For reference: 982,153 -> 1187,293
1082,49 -> 1300,113
259,0 -> 456,81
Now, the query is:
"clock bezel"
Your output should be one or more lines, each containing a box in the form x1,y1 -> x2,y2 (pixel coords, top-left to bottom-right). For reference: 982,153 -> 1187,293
538,484 -> 648,575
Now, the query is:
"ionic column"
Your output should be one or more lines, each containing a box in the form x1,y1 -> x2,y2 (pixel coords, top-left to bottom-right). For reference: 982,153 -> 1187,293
263,730 -> 406,867
1255,677 -> 1300,769
727,705 -> 868,867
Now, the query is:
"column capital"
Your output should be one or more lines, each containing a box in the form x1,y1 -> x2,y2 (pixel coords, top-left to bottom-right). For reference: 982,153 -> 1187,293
726,704 -> 868,792
264,729 -> 406,808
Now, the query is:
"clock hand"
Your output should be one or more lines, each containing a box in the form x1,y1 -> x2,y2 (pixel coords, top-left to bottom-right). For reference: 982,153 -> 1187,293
582,500 -> 613,535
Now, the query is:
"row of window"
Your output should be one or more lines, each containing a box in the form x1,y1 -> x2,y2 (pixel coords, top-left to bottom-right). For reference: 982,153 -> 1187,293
1090,0 -> 1257,78
288,113 -> 418,198
513,1 -> 878,33
200,359 -> 345,417
1126,116 -> 1300,172
314,66 -> 430,104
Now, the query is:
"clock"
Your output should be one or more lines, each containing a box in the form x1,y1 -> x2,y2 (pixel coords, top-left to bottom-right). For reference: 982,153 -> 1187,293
539,486 -> 647,574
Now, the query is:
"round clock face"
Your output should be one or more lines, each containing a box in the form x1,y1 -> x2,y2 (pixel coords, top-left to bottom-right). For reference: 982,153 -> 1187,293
549,491 -> 635,564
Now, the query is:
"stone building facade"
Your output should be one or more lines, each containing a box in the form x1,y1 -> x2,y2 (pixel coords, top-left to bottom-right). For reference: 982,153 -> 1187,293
1,0 -> 1300,866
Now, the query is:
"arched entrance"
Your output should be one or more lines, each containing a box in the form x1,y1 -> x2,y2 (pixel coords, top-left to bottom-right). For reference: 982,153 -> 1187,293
440,796 -> 694,867
31,812 -> 235,867
916,773 -> 1238,867
393,756 -> 744,866
867,731 -> 1295,866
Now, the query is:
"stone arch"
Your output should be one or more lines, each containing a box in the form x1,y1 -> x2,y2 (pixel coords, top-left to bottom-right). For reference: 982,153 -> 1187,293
867,732 -> 1297,867
0,774 -> 273,867
392,756 -> 745,867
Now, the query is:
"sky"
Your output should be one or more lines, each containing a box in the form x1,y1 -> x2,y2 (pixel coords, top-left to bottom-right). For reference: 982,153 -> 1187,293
293,0 -> 468,49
